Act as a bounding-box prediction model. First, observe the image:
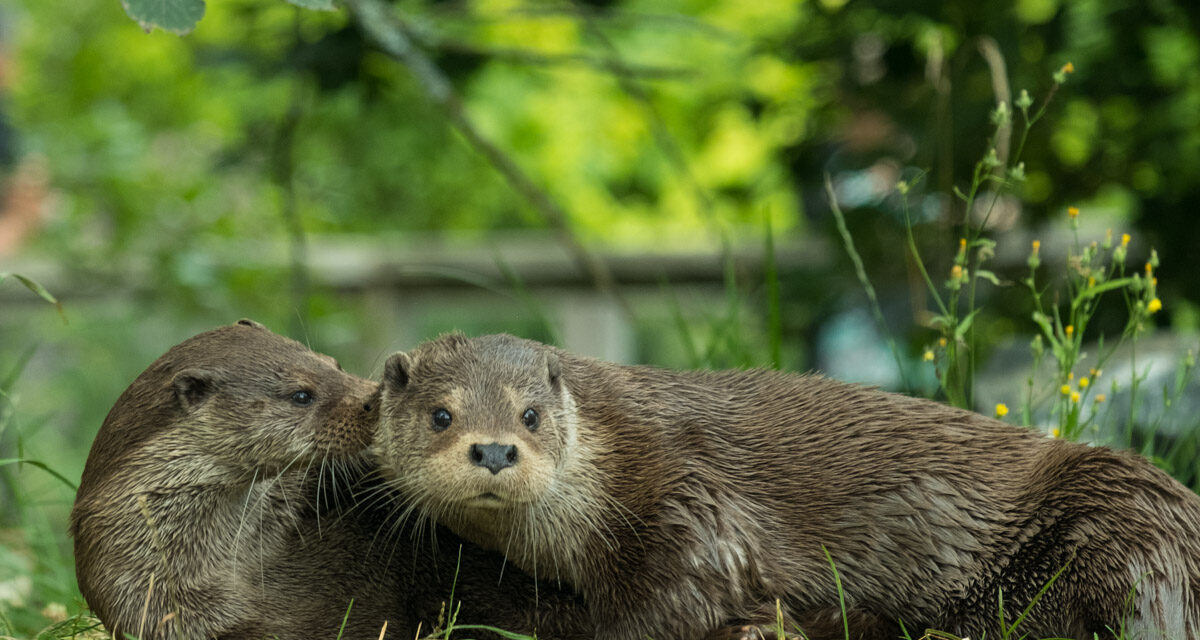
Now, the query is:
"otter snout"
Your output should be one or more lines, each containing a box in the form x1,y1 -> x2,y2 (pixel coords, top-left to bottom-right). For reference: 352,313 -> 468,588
470,442 -> 519,474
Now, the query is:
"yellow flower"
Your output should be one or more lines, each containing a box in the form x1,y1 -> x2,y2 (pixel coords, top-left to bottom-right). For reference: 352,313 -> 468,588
1096,394 -> 1106,403
1060,384 -> 1071,396
1065,325 -> 1074,338
1148,298 -> 1163,314
1051,427 -> 1061,438
1145,262 -> 1153,275
1032,240 -> 1041,253
938,337 -> 947,347
995,403 -> 1009,418
959,238 -> 967,250
950,265 -> 964,280
1121,233 -> 1131,247
923,349 -> 935,362
1070,391 -> 1081,403
1068,206 -> 1080,219
1089,367 -> 1102,378
1062,62 -> 1075,74
1079,377 -> 1090,388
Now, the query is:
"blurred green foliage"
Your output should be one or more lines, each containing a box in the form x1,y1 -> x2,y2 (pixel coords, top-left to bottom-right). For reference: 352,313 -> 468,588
3,0 -> 1200,634
10,0 -> 1200,310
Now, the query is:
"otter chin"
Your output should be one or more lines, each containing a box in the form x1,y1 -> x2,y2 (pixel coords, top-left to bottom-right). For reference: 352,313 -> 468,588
470,492 -> 506,505
376,332 -> 1200,640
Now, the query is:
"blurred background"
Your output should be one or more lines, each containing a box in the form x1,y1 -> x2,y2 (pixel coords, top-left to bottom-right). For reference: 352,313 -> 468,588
3,0 -> 1200,632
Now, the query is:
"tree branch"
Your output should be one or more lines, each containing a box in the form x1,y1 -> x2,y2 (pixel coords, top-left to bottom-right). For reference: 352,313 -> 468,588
343,0 -> 629,315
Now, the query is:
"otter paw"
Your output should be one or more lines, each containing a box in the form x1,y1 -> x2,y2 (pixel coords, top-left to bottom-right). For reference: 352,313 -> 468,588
704,625 -> 778,640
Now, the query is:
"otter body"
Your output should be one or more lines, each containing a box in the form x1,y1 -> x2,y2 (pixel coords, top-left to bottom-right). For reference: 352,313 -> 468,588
376,333 -> 1200,640
71,322 -> 590,640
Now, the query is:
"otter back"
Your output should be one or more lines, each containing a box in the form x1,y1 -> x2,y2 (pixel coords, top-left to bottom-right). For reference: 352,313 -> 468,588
376,333 -> 1200,640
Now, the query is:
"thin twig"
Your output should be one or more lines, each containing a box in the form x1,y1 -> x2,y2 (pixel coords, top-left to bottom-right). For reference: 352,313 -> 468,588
514,5 -> 740,43
343,0 -> 630,316
579,11 -> 739,297
421,38 -> 695,80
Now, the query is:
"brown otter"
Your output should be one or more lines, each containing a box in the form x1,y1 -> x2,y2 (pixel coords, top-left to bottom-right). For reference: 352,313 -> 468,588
375,332 -> 1200,640
70,321 -> 592,640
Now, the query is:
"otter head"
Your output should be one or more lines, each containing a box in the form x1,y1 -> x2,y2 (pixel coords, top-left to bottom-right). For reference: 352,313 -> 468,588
376,333 -> 568,516
76,319 -> 379,495
71,320 -> 382,638
165,319 -> 378,472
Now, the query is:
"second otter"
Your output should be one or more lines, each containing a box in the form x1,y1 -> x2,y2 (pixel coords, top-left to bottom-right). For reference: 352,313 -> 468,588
71,322 -> 590,640
376,333 -> 1200,640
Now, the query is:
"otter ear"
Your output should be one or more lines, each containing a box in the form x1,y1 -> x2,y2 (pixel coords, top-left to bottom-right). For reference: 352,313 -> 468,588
383,352 -> 414,390
173,368 -> 217,411
546,353 -> 562,390
236,318 -> 266,330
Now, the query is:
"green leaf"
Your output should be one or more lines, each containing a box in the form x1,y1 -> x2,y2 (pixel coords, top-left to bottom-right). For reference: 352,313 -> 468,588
974,269 -> 1001,285
954,308 -> 981,340
119,0 -> 206,35
1077,276 -> 1136,300
929,314 -> 953,329
0,272 -> 66,323
285,0 -> 338,9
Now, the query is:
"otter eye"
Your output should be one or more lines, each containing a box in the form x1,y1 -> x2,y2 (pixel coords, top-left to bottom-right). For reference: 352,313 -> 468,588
432,408 -> 452,431
522,407 -> 539,431
291,390 -> 314,406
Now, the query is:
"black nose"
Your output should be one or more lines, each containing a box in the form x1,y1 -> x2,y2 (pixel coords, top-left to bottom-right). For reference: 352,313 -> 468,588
469,443 -> 518,474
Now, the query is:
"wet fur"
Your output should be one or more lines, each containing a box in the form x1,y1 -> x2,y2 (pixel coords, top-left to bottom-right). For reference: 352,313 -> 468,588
70,323 -> 591,640
376,333 -> 1200,640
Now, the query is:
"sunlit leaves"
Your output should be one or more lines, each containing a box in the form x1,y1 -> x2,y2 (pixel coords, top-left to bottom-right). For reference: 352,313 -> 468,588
120,0 -> 206,34
285,0 -> 338,10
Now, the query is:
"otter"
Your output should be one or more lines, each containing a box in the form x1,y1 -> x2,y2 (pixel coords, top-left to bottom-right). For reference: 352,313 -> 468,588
375,332 -> 1200,640
71,321 -> 592,640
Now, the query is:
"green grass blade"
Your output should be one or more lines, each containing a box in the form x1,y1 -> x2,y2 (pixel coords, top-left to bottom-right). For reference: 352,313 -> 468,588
440,624 -> 536,639
334,598 -> 354,640
495,254 -> 563,346
1005,556 -> 1073,637
821,545 -> 849,640
764,210 -> 783,370
823,174 -> 910,391
661,278 -> 702,369
0,458 -> 78,491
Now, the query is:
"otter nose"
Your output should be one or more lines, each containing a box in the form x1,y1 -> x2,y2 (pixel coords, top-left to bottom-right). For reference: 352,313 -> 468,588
469,443 -> 518,474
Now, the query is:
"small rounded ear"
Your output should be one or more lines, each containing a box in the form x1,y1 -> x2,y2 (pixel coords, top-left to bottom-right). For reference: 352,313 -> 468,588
173,368 -> 217,411
383,352 -> 414,390
363,384 -> 382,413
546,353 -> 562,390
236,318 -> 266,330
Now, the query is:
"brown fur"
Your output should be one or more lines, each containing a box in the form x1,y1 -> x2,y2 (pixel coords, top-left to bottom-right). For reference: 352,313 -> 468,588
70,322 -> 591,640
375,333 -> 1200,640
